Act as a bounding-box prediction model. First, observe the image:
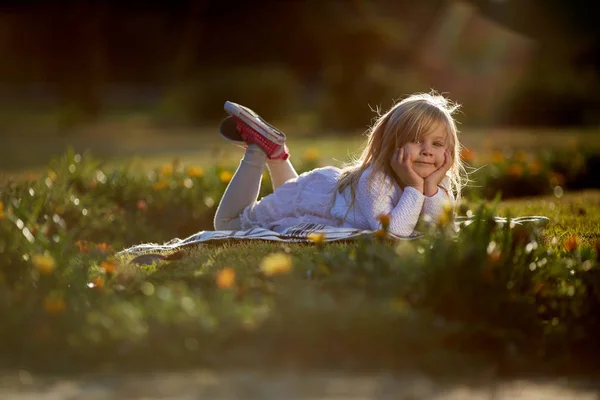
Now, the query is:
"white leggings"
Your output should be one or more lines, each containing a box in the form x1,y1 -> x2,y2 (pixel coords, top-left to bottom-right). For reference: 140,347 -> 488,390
213,145 -> 298,230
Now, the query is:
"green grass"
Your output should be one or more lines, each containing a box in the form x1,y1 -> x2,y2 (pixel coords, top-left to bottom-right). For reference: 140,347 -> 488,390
496,190 -> 600,246
0,131 -> 599,378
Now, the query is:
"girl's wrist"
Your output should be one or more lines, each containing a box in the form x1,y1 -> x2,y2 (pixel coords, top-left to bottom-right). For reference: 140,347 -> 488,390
423,182 -> 439,197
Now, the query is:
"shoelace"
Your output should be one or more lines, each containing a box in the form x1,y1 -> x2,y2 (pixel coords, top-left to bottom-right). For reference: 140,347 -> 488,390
234,118 -> 288,160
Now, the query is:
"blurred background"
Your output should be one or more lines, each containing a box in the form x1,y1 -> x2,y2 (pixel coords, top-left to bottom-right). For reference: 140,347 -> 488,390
0,0 -> 598,171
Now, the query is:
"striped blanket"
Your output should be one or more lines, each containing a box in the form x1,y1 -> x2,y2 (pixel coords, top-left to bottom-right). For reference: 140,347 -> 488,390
118,216 -> 549,262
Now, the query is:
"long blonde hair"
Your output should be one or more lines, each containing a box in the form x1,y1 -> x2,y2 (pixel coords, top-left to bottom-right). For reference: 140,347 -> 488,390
336,91 -> 467,206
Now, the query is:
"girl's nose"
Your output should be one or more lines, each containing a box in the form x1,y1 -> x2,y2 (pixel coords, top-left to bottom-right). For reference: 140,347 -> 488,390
420,145 -> 433,156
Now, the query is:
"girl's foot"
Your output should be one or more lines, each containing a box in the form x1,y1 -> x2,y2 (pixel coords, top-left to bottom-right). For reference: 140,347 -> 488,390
218,101 -> 289,160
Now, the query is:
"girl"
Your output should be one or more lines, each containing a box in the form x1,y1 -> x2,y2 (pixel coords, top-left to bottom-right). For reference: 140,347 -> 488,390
214,92 -> 467,237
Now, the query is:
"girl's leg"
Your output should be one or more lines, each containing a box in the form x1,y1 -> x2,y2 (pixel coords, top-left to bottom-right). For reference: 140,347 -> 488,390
266,158 -> 299,190
214,145 -> 267,230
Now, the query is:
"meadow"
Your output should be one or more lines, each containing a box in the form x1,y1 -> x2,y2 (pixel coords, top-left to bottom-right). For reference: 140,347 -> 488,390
0,123 -> 599,382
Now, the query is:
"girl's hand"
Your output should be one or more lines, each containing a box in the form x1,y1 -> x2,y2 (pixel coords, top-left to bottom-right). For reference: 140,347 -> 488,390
423,149 -> 453,196
391,147 -> 424,192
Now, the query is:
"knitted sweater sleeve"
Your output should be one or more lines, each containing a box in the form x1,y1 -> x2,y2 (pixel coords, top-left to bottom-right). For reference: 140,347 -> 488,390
353,170 -> 425,237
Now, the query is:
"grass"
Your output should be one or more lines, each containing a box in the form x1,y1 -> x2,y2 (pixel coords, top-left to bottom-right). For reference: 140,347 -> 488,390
496,190 -> 600,246
0,125 -> 599,378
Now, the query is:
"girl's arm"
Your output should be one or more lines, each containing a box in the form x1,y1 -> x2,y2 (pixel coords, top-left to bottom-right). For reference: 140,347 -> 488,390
354,172 -> 425,237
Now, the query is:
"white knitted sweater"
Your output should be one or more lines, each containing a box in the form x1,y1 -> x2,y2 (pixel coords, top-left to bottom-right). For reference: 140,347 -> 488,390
241,165 -> 453,237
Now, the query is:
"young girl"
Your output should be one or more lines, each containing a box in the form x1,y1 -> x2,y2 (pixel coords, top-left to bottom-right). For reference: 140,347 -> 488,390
214,92 -> 466,237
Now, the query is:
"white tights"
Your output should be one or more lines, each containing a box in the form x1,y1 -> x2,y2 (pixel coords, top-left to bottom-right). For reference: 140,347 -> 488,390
213,145 -> 298,230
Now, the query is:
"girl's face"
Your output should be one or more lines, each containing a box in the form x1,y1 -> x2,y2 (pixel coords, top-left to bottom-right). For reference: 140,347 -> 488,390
403,124 -> 449,179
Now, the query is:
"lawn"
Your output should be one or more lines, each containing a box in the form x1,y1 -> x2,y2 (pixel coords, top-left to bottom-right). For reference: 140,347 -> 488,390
0,125 -> 599,384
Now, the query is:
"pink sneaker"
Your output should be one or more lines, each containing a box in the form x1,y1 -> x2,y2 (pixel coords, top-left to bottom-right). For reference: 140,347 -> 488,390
219,101 -> 289,160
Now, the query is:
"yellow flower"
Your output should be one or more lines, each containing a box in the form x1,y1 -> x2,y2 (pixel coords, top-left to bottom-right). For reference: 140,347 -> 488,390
219,171 -> 233,184
438,200 -> 454,227
260,253 -> 292,276
377,214 -> 390,231
507,163 -> 523,178
303,147 -> 319,161
374,229 -> 387,241
216,267 -> 236,289
515,150 -> 528,163
563,236 -> 579,252
48,171 -> 58,182
152,181 -> 169,191
95,242 -> 110,253
491,151 -> 504,164
0,201 -> 4,220
307,232 -> 326,245
100,259 -> 118,274
32,253 -> 56,275
160,164 -> 173,176
76,240 -> 91,253
528,160 -> 542,175
43,296 -> 66,314
91,276 -> 105,290
187,166 -> 204,178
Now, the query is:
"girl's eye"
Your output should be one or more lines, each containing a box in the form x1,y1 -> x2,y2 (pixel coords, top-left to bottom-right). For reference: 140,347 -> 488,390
413,139 -> 421,144
434,142 -> 443,147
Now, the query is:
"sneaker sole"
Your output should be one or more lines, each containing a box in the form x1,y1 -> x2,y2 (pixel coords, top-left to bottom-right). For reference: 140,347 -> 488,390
224,101 -> 286,145
218,116 -> 245,145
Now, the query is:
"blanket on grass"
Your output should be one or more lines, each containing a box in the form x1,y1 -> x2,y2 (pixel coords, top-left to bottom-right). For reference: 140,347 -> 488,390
118,216 -> 549,263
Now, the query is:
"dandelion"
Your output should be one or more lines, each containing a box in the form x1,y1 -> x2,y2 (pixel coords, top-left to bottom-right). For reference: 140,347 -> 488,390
152,181 -> 169,191
507,164 -> 524,178
374,229 -> 387,241
95,242 -> 110,253
219,171 -> 233,184
563,236 -> 579,252
216,267 -> 236,289
438,200 -> 454,227
0,201 -> 4,220
491,151 -> 504,164
460,147 -> 475,163
43,296 -> 65,315
32,253 -> 56,275
76,240 -> 91,253
160,163 -> 173,176
303,147 -> 319,161
377,214 -> 390,231
260,253 -> 292,276
307,232 -> 326,245
90,276 -> 105,290
187,166 -> 204,178
100,259 -> 118,274
515,150 -> 528,163
528,160 -> 542,175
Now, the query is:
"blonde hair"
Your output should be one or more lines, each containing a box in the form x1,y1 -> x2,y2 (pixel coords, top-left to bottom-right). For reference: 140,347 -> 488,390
336,91 -> 467,206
